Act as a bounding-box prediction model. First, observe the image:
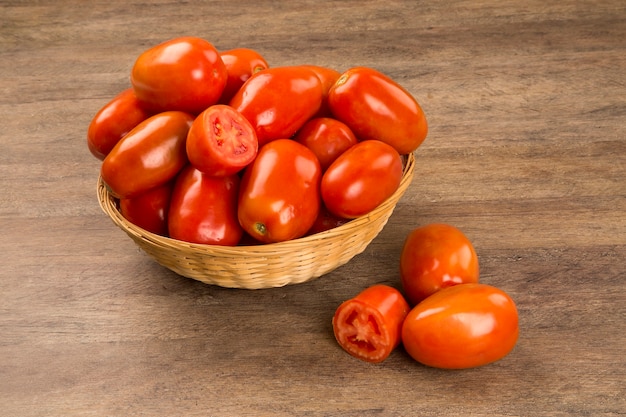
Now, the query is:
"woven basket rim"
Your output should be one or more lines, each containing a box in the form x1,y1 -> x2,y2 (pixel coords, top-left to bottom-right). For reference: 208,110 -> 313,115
97,152 -> 415,255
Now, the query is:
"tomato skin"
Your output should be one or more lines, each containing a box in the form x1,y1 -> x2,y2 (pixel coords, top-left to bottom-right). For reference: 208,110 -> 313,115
218,48 -> 269,104
101,111 -> 194,199
333,284 -> 410,363
300,65 -> 341,118
328,66 -> 428,154
294,117 -> 358,171
87,88 -> 152,160
186,104 -> 258,176
238,139 -> 321,243
168,165 -> 243,245
400,223 -> 480,306
321,140 -> 403,219
402,283 -> 519,369
306,204 -> 349,236
228,66 -> 323,147
130,36 -> 227,114
120,182 -> 172,236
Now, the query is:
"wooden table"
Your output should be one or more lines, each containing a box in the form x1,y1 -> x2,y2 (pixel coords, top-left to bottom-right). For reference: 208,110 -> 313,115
2,1 -> 624,415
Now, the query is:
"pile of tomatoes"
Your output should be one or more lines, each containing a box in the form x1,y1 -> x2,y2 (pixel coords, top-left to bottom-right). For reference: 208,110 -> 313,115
88,36 -> 428,245
332,223 -> 519,369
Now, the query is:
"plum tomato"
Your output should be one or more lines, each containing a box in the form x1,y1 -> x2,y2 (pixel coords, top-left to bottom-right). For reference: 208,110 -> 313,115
218,47 -> 269,104
101,111 -> 194,199
186,104 -> 258,176
299,64 -> 341,118
306,204 -> 350,236
400,223 -> 480,306
130,36 -> 227,114
228,66 -> 323,147
402,283 -> 519,369
87,88 -> 152,160
333,284 -> 410,363
238,139 -> 321,243
294,117 -> 358,171
119,182 -> 173,236
321,140 -> 403,219
328,66 -> 428,154
168,165 -> 243,245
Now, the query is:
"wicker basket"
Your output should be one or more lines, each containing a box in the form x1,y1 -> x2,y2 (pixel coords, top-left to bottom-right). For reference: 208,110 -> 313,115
97,152 -> 415,289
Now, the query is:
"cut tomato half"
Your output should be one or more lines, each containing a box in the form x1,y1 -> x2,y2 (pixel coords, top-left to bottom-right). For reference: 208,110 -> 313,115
332,284 -> 409,363
186,104 -> 258,177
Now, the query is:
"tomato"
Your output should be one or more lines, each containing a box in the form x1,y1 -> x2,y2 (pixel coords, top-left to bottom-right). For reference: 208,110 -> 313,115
218,47 -> 269,104
294,117 -> 358,171
402,283 -> 519,369
333,284 -> 410,363
168,165 -> 243,245
229,66 -> 323,147
300,65 -> 341,118
186,104 -> 258,176
238,139 -> 321,243
101,111 -> 193,199
130,36 -> 227,114
306,204 -> 350,235
400,223 -> 480,306
87,88 -> 152,160
321,140 -> 403,219
119,182 -> 172,236
328,66 -> 428,154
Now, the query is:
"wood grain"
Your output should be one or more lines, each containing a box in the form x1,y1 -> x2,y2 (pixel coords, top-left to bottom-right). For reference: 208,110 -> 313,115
1,1 -> 624,415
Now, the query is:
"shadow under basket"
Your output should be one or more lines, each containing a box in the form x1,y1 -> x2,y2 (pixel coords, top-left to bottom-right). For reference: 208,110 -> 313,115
97,152 -> 415,289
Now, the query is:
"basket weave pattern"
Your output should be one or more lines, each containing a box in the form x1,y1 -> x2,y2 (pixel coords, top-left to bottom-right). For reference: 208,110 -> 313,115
98,152 -> 415,289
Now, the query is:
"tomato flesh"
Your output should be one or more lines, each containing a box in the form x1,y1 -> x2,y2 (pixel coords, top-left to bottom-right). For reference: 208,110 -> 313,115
186,104 -> 258,176
333,285 -> 409,363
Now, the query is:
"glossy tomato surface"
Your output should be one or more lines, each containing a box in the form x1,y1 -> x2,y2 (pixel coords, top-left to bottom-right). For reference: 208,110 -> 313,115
101,111 -> 193,199
321,140 -> 403,219
131,36 -> 227,114
238,139 -> 321,243
229,66 -> 323,146
333,284 -> 410,363
402,283 -> 519,369
87,88 -> 152,160
300,65 -> 341,118
120,182 -> 172,236
328,66 -> 428,154
294,117 -> 358,171
400,223 -> 480,306
168,165 -> 242,245
186,104 -> 258,176
219,47 -> 269,104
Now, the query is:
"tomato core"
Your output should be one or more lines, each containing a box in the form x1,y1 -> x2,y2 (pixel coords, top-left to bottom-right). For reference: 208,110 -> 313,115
254,222 -> 267,236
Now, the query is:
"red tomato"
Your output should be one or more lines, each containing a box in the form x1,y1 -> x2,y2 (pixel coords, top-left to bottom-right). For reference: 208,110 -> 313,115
101,111 -> 193,199
294,117 -> 358,171
130,36 -> 227,114
119,182 -> 172,236
186,104 -> 258,176
238,139 -> 321,243
218,48 -> 269,104
87,88 -> 152,160
328,66 -> 428,154
321,140 -> 403,219
333,284 -> 410,363
300,65 -> 341,118
168,165 -> 243,245
306,204 -> 350,236
229,66 -> 323,147
402,283 -> 519,369
400,223 -> 480,306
